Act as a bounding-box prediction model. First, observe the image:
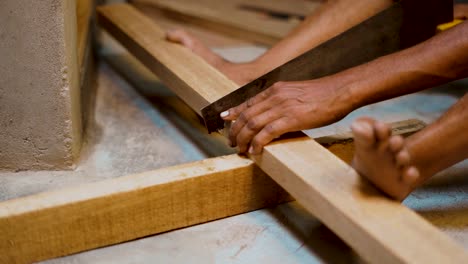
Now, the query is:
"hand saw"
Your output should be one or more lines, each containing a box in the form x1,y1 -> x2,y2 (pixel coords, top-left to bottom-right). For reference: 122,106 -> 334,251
201,0 -> 453,133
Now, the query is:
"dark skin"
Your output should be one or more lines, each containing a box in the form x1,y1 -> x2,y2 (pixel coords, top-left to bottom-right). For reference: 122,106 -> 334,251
167,3 -> 468,200
221,21 -> 468,154
167,0 -> 394,85
351,92 -> 468,201
221,77 -> 355,153
168,2 -> 468,155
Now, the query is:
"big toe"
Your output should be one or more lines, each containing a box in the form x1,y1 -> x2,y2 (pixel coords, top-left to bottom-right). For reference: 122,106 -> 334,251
352,117 -> 377,148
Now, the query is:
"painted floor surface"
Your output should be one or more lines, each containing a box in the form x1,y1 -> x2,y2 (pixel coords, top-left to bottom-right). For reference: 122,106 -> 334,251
1,44 -> 467,263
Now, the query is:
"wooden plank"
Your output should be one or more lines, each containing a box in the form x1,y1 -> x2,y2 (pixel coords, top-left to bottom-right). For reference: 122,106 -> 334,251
0,118 -> 423,263
99,3 -> 235,113
132,2 -> 249,48
97,4 -> 468,263
130,0 -> 318,45
0,156 -> 291,263
235,0 -> 321,19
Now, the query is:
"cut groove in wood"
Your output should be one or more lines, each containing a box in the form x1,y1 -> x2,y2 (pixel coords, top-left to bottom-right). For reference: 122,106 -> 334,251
97,4 -> 468,263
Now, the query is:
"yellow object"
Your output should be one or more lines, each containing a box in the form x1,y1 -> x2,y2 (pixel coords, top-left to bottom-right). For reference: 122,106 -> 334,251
437,19 -> 464,32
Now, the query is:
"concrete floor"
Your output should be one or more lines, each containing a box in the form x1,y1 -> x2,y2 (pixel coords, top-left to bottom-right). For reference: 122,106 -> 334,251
1,18 -> 467,264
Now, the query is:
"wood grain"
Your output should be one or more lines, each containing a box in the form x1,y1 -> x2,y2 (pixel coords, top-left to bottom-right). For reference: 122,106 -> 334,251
0,156 -> 290,263
131,0 -> 319,45
0,118 -> 424,263
4,116 -> 425,263
97,4 -> 468,263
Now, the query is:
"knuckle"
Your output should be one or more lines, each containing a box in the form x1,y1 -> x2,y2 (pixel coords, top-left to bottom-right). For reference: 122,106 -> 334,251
274,81 -> 285,87
270,94 -> 285,103
230,121 -> 241,135
238,112 -> 248,123
246,119 -> 259,130
270,82 -> 283,92
264,123 -> 276,135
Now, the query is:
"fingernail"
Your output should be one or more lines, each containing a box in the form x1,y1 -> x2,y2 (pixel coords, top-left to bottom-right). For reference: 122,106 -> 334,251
220,111 -> 229,118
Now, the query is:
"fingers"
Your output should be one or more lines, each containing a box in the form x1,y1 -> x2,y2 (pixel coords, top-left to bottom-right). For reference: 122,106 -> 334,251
218,81 -> 307,154
228,99 -> 274,146
250,117 -> 291,154
234,108 -> 283,153
220,88 -> 277,152
220,89 -> 271,121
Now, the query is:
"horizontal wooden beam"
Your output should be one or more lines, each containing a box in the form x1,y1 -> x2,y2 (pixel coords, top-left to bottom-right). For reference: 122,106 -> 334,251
97,4 -> 468,263
131,0 -> 319,45
0,118 -> 424,263
0,155 -> 290,263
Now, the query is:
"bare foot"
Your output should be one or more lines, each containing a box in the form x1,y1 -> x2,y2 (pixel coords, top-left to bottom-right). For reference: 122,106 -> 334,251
351,117 -> 420,201
166,29 -> 258,85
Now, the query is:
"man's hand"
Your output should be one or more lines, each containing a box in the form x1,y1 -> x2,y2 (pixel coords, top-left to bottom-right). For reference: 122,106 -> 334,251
220,78 -> 355,154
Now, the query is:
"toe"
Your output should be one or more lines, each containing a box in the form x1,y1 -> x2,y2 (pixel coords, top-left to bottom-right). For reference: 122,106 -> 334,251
402,166 -> 420,186
351,118 -> 376,148
389,136 -> 404,153
374,121 -> 391,141
396,149 -> 411,167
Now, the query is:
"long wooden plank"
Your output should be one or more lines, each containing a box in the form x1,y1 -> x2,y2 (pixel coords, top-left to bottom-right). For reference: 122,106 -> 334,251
0,156 -> 291,263
0,119 -> 423,263
97,4 -> 468,263
236,0 -> 320,19
130,0 -> 317,45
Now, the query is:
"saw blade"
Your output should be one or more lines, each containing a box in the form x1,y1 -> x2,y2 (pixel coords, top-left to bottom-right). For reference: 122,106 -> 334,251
201,0 -> 452,133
